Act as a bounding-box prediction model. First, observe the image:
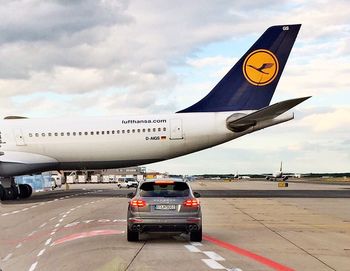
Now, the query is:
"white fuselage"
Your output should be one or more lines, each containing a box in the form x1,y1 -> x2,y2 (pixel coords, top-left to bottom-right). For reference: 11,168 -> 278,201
0,112 -> 248,176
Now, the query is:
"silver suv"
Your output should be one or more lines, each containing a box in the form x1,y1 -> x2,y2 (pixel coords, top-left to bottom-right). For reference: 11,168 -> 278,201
127,179 -> 202,242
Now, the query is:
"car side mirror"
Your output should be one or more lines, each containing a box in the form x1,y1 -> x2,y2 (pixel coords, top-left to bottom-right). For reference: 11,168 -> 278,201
127,192 -> 135,198
193,192 -> 201,198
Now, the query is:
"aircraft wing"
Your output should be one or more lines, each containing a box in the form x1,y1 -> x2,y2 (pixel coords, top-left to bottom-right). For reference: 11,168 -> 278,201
226,96 -> 311,132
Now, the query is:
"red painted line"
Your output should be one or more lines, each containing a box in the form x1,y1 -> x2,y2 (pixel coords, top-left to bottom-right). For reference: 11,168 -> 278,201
52,230 -> 124,246
203,234 -> 295,271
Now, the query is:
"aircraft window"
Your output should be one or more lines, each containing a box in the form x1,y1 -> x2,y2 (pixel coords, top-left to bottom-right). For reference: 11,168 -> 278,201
73,132 -> 76,136
54,132 -> 58,136
91,131 -> 94,135
153,128 -> 156,132
148,128 -> 151,132
29,133 -> 33,137
48,133 -> 52,137
163,127 -> 166,131
117,130 -> 120,134
107,131 -> 110,135
122,130 -> 125,134
42,133 -> 45,137
112,130 -> 115,134
96,131 -> 100,135
158,128 -> 161,132
102,131 -> 105,135
67,132 -> 70,136
127,130 -> 130,133
79,132 -> 82,136
137,129 -> 140,133
84,132 -> 88,135
142,129 -> 146,133
132,129 -> 135,133
35,133 -> 39,137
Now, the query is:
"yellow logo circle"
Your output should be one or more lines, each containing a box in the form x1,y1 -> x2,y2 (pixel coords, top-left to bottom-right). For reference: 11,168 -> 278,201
243,49 -> 279,86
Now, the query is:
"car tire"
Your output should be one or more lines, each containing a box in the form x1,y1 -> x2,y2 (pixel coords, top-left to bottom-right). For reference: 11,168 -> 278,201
190,228 -> 202,242
0,185 -> 5,201
127,228 -> 139,242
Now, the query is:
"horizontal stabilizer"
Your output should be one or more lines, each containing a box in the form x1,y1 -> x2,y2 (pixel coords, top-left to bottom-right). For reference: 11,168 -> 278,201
227,96 -> 311,132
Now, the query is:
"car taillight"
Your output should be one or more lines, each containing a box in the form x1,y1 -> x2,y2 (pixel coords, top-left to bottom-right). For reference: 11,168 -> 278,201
130,199 -> 147,207
183,198 -> 199,207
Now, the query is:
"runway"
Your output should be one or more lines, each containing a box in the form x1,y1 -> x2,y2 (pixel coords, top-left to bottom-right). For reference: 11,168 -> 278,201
1,180 -> 349,271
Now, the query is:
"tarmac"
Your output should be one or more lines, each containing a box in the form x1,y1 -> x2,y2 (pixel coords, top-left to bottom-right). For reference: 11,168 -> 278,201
0,179 -> 349,271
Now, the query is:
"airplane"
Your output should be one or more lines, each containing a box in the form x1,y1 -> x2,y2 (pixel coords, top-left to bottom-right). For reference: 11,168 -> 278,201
0,24 -> 310,201
265,161 -> 289,181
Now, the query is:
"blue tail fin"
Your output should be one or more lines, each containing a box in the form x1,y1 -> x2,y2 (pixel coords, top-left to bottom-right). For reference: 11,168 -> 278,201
178,24 -> 301,113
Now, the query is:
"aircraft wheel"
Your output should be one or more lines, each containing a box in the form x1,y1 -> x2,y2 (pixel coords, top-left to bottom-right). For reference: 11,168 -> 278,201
19,184 -> 32,199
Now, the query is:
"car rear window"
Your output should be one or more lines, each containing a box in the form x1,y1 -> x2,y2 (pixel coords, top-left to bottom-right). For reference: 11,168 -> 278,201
139,182 -> 190,197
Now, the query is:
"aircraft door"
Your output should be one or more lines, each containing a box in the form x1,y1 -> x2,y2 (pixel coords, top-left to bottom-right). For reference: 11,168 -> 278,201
13,129 -> 26,146
170,119 -> 183,140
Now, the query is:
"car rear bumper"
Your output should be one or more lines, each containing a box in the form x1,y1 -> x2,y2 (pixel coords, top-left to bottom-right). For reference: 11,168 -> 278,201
128,217 -> 201,233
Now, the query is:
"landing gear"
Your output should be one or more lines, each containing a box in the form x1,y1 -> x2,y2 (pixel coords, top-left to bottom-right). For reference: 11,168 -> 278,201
0,177 -> 32,201
18,184 -> 32,199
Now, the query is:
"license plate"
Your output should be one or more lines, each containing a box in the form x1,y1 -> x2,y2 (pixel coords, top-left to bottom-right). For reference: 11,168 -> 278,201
155,204 -> 176,210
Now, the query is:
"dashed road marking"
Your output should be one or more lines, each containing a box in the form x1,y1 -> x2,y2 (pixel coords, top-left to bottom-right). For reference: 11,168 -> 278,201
28,261 -> 38,271
3,253 -> 13,262
37,249 -> 46,257
16,243 -> 23,249
191,242 -> 203,246
202,259 -> 226,269
49,217 -> 57,221
45,238 -> 52,246
28,231 -> 37,237
39,222 -> 47,228
184,245 -> 202,253
203,251 -> 225,261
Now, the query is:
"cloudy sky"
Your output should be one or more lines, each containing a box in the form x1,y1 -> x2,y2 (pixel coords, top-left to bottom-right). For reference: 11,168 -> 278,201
0,0 -> 349,174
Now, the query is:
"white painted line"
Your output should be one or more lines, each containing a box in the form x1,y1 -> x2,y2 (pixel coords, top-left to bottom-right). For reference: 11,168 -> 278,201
50,231 -> 56,235
29,261 -> 38,271
28,231 -> 37,237
16,243 -> 23,249
3,253 -> 13,261
190,242 -> 203,246
39,222 -> 47,228
45,238 -> 52,246
49,216 -> 57,221
30,205 -> 37,209
37,248 -> 46,257
203,251 -> 225,261
39,202 -> 45,205
184,245 -> 202,253
54,199 -> 58,201
62,214 -> 67,218
55,223 -> 60,228
1,213 -> 9,216
12,210 -> 20,214
23,208 -> 29,211
201,259 -> 226,270
59,218 -> 63,223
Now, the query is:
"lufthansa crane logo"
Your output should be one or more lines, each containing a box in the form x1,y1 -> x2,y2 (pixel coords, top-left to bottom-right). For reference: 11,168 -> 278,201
243,49 -> 279,86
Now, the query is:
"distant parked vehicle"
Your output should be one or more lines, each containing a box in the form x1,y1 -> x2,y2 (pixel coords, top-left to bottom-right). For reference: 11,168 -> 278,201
51,174 -> 63,189
118,177 -> 138,188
